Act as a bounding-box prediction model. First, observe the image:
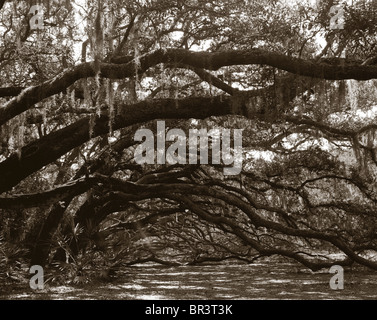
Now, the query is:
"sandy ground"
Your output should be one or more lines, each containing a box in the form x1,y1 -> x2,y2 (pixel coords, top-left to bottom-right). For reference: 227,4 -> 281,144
2,263 -> 377,300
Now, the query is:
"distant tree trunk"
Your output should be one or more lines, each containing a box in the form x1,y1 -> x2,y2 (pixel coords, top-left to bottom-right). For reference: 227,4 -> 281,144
30,200 -> 70,266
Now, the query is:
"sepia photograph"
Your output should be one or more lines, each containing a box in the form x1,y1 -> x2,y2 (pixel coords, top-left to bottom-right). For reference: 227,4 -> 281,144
1,0 -> 377,305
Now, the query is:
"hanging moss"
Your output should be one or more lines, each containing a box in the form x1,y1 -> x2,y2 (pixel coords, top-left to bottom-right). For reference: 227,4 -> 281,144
17,113 -> 26,159
42,106 -> 47,134
66,87 -> 71,108
367,130 -> 374,149
89,113 -> 96,139
352,137 -> 365,175
174,85 -> 179,109
83,79 -> 91,108
106,79 -> 114,136
281,194 -> 287,211
347,80 -> 359,110
95,73 -> 101,117
134,40 -> 141,86
70,89 -> 75,109
160,64 -> 167,98
208,62 -> 214,104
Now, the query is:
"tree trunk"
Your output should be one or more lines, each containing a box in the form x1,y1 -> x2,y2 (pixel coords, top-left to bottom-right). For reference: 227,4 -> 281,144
30,200 -> 70,266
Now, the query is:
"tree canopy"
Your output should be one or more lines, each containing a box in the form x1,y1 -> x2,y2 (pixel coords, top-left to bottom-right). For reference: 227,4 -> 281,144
2,0 -> 377,283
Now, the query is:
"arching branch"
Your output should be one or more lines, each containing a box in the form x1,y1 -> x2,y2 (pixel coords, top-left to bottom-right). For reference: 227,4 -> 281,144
1,48 -> 376,127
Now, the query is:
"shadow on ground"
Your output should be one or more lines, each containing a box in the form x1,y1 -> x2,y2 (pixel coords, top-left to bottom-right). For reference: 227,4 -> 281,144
2,263 -> 377,300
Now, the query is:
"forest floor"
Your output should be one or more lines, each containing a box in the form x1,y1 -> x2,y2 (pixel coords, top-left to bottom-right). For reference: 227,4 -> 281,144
2,261 -> 377,300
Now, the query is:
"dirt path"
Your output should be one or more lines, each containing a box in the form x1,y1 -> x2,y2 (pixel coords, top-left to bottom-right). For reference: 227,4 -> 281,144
2,263 -> 377,300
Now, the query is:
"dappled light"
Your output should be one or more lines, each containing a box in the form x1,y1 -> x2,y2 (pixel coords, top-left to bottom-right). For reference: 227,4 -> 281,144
1,0 -> 377,300
4,262 -> 377,299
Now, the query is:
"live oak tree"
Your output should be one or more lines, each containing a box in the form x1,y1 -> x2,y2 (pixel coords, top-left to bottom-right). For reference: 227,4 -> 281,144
2,0 -> 377,282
